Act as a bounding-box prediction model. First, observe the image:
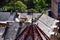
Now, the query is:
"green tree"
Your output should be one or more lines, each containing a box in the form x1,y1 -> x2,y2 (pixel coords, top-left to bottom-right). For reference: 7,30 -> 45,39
15,1 -> 27,12
2,0 -> 27,12
20,0 -> 34,9
2,6 -> 14,11
34,0 -> 48,12
0,0 -> 50,12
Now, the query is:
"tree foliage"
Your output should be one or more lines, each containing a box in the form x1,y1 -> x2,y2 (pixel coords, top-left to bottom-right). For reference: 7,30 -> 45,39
2,0 -> 27,12
34,0 -> 48,12
15,1 -> 27,12
0,0 -> 50,12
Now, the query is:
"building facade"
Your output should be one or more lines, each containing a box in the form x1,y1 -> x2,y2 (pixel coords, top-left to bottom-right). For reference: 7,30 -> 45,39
51,0 -> 60,19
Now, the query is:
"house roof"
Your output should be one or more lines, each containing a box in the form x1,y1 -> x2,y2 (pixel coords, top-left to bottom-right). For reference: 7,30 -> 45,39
38,14 -> 59,29
15,24 -> 50,40
3,22 -> 20,40
0,12 -> 10,21
35,14 -> 59,37
15,14 -> 58,40
2,13 -> 58,40
0,27 -> 5,36
0,12 -> 16,23
8,12 -> 16,21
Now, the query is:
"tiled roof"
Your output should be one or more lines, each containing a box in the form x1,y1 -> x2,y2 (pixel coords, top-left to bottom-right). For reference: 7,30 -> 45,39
35,14 -> 59,37
0,27 -> 5,40
18,13 -> 42,22
15,14 -> 58,40
0,27 -> 5,36
15,24 -> 50,40
8,12 -> 16,21
1,13 -> 58,40
0,12 -> 10,21
3,22 -> 20,40
39,14 -> 58,29
0,12 -> 16,23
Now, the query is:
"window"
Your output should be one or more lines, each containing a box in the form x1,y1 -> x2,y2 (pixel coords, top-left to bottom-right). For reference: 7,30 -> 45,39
58,3 -> 60,14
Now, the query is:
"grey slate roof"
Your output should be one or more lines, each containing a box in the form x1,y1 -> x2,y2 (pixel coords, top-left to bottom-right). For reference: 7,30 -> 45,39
8,13 -> 16,21
0,27 -> 5,37
0,27 -> 5,40
4,22 -> 20,40
0,12 -> 10,21
0,12 -> 16,23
